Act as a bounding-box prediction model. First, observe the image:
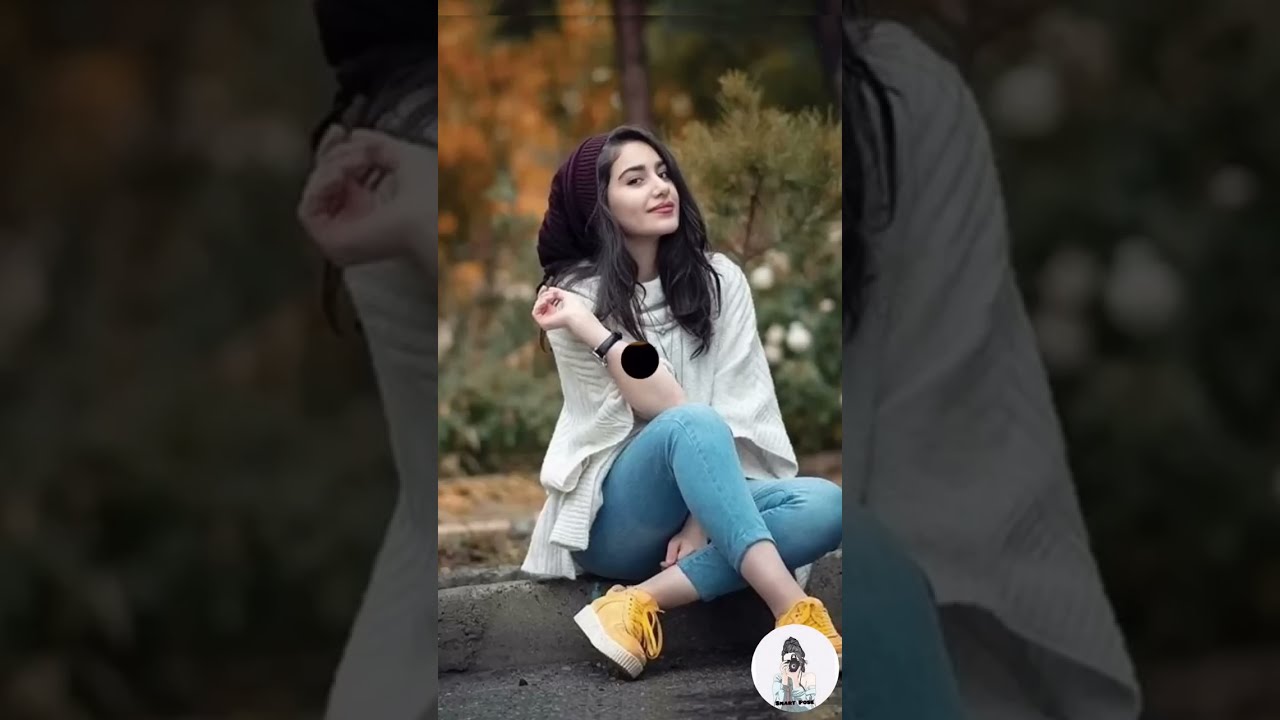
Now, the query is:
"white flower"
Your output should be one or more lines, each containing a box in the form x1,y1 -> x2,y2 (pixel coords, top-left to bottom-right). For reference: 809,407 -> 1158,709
749,265 -> 774,290
561,90 -> 584,115
989,60 -> 1063,137
1103,238 -> 1181,336
1207,165 -> 1256,210
819,298 -> 835,313
765,249 -> 791,274
1035,9 -> 1114,82
764,344 -> 783,365
462,426 -> 480,450
1037,245 -> 1099,311
765,323 -> 785,346
438,321 -> 454,359
1033,307 -> 1092,373
785,321 -> 812,352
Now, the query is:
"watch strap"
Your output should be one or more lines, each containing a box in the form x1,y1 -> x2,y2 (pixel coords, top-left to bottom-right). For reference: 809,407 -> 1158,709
592,331 -> 623,364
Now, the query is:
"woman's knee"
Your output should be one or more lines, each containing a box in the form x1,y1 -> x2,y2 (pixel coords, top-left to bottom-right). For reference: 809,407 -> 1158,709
786,477 -> 843,553
652,402 -> 729,436
811,479 -> 844,551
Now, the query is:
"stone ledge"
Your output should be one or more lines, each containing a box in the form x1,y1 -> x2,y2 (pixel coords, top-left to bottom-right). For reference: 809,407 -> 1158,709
438,549 -> 841,673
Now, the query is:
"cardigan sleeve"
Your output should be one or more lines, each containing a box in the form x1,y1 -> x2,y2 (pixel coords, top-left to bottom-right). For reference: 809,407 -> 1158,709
708,254 -> 798,479
537,287 -> 637,494
850,21 -> 1142,716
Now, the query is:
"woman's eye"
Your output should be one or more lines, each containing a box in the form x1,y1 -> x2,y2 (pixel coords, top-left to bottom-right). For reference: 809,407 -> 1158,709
628,177 -> 643,186
658,171 -> 669,179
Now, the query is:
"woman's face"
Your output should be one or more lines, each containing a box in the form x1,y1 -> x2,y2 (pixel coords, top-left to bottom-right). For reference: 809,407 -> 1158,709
605,140 -> 680,240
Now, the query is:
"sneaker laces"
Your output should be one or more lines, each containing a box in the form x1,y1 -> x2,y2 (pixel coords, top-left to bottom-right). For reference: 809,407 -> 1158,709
624,593 -> 664,660
785,598 -> 837,638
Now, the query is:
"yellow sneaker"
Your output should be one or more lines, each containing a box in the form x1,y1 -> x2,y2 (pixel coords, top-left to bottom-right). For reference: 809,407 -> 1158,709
573,585 -> 664,679
776,597 -> 842,668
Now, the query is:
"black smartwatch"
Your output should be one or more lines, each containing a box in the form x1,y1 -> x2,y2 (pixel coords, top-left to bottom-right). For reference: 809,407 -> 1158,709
592,331 -> 624,365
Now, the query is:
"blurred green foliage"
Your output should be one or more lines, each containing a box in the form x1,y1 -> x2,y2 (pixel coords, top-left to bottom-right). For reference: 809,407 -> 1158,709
961,4 -> 1280,655
673,71 -> 843,452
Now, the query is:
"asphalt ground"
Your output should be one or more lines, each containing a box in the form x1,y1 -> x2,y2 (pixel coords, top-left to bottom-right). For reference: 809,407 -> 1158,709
438,651 -> 843,720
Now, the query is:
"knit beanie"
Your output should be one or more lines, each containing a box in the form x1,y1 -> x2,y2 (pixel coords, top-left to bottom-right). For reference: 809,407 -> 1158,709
309,0 -> 435,151
312,0 -> 432,70
537,133 -> 610,272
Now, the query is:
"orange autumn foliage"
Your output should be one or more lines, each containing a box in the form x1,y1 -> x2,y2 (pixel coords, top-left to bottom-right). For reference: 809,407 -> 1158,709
447,260 -> 487,304
438,2 -> 619,309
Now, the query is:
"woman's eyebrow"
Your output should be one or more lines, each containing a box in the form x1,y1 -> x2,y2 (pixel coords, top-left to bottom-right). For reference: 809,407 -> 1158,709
617,161 -> 667,180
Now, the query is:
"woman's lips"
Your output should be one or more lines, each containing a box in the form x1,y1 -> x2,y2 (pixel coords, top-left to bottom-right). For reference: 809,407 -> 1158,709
649,203 -> 675,215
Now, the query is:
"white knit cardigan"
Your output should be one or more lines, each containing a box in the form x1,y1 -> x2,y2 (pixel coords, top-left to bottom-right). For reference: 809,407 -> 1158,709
520,252 -> 803,580
844,20 -> 1142,719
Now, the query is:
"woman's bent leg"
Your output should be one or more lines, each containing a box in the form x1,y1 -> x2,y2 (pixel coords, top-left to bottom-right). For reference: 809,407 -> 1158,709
573,403 -> 772,581
570,427 -> 692,584
675,481 -> 966,718
573,404 -> 805,614
673,477 -> 843,601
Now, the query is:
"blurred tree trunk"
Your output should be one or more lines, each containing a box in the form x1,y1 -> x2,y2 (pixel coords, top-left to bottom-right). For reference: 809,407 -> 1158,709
612,0 -> 652,128
813,0 -> 842,102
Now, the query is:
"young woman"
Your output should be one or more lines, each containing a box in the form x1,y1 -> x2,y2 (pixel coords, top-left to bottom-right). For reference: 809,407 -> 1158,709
296,3 -> 436,718
518,124 -> 968,717
841,7 -> 1142,720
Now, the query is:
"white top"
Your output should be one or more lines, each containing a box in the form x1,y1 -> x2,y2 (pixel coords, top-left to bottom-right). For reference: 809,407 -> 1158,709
845,20 -> 1141,719
520,252 -> 801,579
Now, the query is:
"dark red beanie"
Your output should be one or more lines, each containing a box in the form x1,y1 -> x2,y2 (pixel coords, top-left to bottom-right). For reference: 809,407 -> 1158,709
537,133 -> 609,272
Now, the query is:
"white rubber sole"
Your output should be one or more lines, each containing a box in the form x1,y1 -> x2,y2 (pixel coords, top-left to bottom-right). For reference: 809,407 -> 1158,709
573,604 -> 645,679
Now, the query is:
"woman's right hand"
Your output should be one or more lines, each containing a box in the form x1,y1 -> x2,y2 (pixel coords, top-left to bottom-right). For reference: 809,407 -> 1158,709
531,286 -> 593,334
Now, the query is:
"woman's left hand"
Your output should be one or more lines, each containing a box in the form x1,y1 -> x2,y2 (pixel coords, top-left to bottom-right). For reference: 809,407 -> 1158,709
661,517 -> 709,569
297,127 -> 436,267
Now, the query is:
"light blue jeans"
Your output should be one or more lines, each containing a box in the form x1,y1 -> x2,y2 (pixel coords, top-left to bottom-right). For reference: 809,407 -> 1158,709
571,403 -> 968,719
571,403 -> 842,600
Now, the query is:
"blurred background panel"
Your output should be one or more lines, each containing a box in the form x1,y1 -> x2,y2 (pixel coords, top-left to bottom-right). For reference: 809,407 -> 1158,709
0,0 -> 1276,717
0,2 -> 390,718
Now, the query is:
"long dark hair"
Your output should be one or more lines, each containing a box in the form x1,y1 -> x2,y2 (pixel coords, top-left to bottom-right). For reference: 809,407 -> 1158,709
842,4 -> 899,339
539,125 -> 722,358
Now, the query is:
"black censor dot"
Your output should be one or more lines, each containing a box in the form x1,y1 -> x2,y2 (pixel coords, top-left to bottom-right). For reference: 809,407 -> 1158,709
620,341 -> 659,379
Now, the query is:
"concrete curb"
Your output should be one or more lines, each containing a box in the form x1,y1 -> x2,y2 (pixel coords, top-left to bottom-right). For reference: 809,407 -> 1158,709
440,565 -> 527,589
438,549 -> 842,673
